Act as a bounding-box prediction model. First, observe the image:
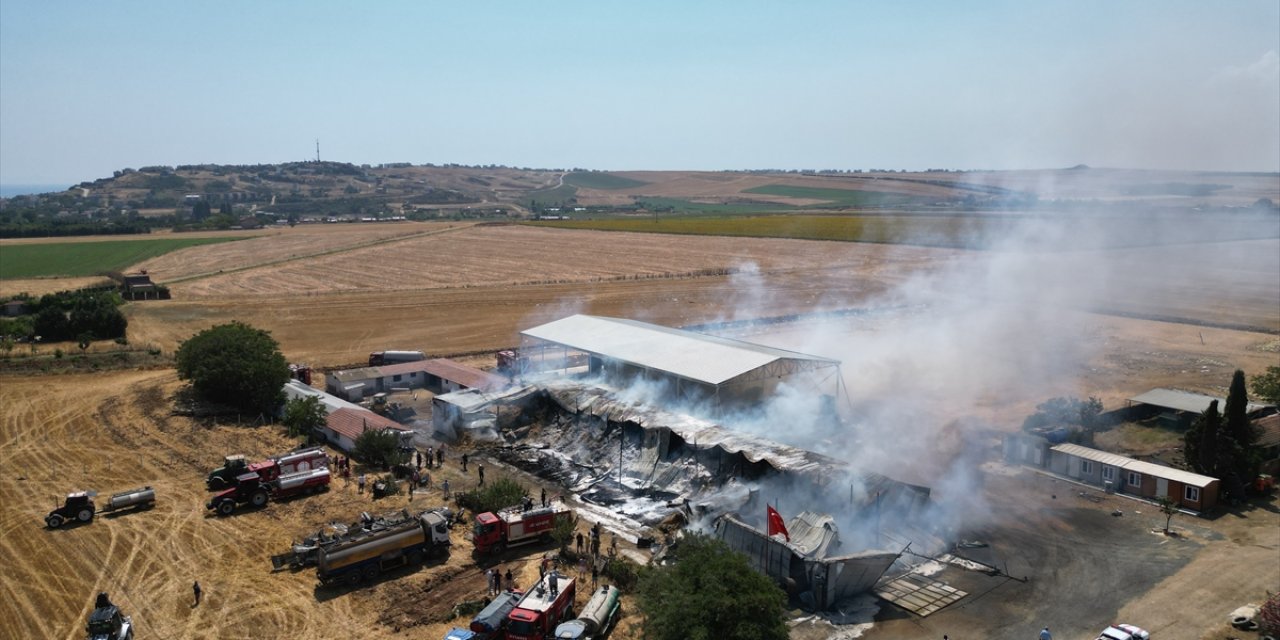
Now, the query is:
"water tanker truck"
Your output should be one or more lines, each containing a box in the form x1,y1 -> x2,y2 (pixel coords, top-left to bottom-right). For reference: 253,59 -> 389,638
206,446 -> 328,489
368,350 -> 426,366
206,467 -> 330,516
444,589 -> 523,640
272,507 -> 453,570
554,585 -> 621,640
507,571 -> 577,640
316,510 -> 450,585
46,487 -> 157,528
472,500 -> 573,554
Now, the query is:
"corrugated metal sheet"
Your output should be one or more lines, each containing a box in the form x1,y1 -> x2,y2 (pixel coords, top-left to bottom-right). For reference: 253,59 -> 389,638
1050,443 -> 1217,488
521,314 -> 839,386
1129,388 -> 1271,415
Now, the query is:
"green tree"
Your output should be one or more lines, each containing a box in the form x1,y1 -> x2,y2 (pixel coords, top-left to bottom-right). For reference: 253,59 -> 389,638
353,428 -> 408,469
175,321 -> 289,414
1224,370 -> 1257,449
281,395 -> 327,438
637,533 -> 787,640
1184,400 -> 1221,476
456,477 -> 527,515
1157,496 -> 1178,534
33,306 -> 70,342
1252,365 -> 1280,405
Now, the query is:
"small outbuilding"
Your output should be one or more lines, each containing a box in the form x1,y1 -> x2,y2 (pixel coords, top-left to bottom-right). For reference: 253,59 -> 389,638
1254,413 -> 1280,475
1048,443 -> 1219,511
1125,388 -> 1272,427
281,380 -> 410,453
325,359 -> 505,402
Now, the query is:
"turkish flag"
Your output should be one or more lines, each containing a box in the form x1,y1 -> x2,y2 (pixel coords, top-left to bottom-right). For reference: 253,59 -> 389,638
766,505 -> 790,542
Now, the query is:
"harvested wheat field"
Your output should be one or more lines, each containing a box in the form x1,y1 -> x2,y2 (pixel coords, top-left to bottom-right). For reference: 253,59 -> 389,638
157,224 -> 966,298
137,222 -> 470,285
0,371 -> 591,640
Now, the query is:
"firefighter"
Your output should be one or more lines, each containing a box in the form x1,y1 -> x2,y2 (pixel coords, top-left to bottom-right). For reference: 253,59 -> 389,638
477,463 -> 485,486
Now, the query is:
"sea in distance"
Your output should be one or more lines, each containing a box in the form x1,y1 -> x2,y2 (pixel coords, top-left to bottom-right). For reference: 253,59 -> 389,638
0,184 -> 70,198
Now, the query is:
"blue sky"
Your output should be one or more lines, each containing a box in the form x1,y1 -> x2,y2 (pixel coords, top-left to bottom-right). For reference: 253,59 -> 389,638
2,1 -> 1277,184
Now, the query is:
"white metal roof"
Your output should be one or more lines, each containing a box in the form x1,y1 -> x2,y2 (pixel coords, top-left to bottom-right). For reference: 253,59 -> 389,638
1129,388 -> 1271,415
521,314 -> 839,386
1050,443 -> 1218,488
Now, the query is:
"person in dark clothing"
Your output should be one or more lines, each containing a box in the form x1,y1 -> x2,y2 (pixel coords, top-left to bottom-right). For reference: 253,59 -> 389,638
193,581 -> 202,606
436,447 -> 444,467
540,487 -> 546,507
477,463 -> 485,486
576,532 -> 584,553
461,453 -> 468,472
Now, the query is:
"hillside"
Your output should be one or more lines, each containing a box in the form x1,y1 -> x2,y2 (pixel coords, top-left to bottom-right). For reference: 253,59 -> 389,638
4,164 -> 1275,231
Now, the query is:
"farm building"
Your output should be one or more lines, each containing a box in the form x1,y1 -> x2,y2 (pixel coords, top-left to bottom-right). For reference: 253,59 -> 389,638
432,386 -> 540,438
318,408 -> 410,453
1255,413 -> 1280,475
518,314 -> 841,413
120,272 -> 168,300
1125,388 -> 1273,427
1048,443 -> 1219,511
1003,432 -> 1051,467
325,359 -> 505,402
281,381 -> 410,453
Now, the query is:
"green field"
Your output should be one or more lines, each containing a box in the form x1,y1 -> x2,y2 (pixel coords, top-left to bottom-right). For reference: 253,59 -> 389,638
743,184 -> 930,208
563,172 -> 649,190
528,184 -> 579,206
529,214 -> 991,248
0,237 -> 242,279
633,197 -> 778,214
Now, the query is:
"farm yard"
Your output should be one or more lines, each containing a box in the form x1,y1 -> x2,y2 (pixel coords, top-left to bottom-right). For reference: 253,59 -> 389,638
0,215 -> 1278,640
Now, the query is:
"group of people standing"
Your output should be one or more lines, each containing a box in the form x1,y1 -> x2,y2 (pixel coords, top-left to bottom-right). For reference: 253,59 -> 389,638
484,566 -> 515,595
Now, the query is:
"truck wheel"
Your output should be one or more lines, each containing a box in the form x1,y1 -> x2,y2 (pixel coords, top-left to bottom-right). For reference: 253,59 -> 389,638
362,566 -> 379,583
77,508 -> 93,523
407,549 -> 424,566
209,477 -> 227,490
217,500 -> 236,516
346,571 -> 363,586
251,490 -> 268,507
46,514 -> 64,528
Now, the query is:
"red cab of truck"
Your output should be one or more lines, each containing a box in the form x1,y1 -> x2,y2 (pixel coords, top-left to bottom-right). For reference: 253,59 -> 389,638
472,501 -> 572,554
252,447 -> 328,483
506,571 -> 576,640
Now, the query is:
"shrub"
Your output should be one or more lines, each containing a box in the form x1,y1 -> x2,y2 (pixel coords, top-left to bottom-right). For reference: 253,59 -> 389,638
455,477 -> 526,515
175,321 -> 289,414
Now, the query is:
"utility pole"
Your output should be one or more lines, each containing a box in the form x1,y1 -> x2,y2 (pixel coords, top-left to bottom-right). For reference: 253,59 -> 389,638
315,139 -> 320,163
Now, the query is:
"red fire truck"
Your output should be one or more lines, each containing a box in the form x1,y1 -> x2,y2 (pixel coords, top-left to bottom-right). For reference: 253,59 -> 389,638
506,571 -> 576,640
472,501 -> 572,554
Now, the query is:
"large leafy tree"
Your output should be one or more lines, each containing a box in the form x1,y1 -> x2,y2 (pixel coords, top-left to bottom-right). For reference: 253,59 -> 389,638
282,395 -> 327,438
353,428 -> 409,469
638,533 -> 787,640
175,321 -> 289,414
1252,365 -> 1280,405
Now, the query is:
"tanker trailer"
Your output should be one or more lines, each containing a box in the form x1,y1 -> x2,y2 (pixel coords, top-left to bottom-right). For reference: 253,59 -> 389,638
101,487 -> 156,513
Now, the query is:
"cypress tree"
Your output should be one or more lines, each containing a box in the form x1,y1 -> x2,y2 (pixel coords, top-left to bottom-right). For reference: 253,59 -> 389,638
1223,369 -> 1256,449
1185,400 -> 1221,476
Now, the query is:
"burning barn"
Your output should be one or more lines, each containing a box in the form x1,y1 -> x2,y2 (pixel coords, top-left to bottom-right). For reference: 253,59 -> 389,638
715,511 -> 902,611
492,378 -> 935,608
518,314 -> 841,416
